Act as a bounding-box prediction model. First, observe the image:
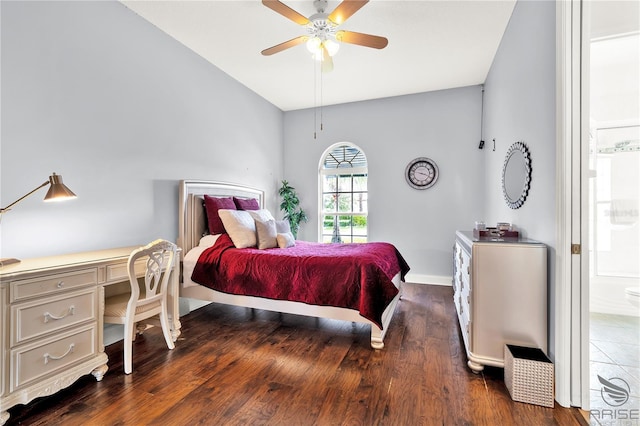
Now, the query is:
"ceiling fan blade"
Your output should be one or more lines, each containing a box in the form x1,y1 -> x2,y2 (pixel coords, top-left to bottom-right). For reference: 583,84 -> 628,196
328,0 -> 369,25
261,35 -> 309,56
335,30 -> 388,49
321,45 -> 334,73
262,0 -> 310,26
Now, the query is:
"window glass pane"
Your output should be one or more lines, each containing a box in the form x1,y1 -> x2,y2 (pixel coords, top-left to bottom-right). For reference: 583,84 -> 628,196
323,194 -> 337,212
322,215 -> 335,236
338,194 -> 352,212
353,215 -> 367,236
338,176 -> 352,192
353,175 -> 368,191
353,193 -> 368,213
339,215 -> 352,235
323,175 -> 337,192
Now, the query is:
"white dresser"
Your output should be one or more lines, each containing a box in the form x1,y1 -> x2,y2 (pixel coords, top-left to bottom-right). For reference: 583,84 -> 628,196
0,247 -> 181,425
453,231 -> 547,373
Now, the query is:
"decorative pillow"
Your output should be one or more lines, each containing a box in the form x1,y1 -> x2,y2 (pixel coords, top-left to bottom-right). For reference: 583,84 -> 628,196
203,195 -> 236,235
277,232 -> 296,248
248,209 -> 275,223
233,197 -> 260,210
218,209 -> 256,248
254,218 -> 278,249
275,220 -> 291,234
198,234 -> 220,248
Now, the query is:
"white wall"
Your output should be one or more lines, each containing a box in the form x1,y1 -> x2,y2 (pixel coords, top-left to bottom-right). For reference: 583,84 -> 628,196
481,0 -> 557,351
283,86 -> 485,282
0,1 -> 284,259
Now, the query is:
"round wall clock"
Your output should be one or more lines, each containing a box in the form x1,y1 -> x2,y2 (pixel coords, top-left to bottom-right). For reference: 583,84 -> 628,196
405,157 -> 439,190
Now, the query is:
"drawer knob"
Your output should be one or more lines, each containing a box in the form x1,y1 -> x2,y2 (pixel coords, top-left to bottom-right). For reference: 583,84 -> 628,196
44,343 -> 75,364
57,281 -> 64,288
44,306 -> 75,323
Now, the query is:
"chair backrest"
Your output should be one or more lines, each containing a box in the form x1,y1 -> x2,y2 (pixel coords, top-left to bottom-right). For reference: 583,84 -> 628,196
127,239 -> 177,311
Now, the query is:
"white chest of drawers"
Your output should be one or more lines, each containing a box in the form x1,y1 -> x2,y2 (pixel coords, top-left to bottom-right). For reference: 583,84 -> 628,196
453,231 -> 548,373
0,247 -> 181,425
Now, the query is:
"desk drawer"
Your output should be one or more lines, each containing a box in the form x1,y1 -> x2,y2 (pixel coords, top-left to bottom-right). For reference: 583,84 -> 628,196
10,269 -> 97,302
106,253 -> 174,283
11,288 -> 97,346
11,325 -> 98,391
105,259 -> 146,283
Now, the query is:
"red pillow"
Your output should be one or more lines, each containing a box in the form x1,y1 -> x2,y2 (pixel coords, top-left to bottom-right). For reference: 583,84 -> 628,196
233,197 -> 260,210
203,195 -> 236,234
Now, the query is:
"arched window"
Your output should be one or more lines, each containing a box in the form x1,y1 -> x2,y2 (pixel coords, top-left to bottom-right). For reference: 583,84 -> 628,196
319,143 -> 368,243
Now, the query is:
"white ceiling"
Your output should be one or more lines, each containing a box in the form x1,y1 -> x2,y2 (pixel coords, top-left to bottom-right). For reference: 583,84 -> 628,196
121,0 -> 517,111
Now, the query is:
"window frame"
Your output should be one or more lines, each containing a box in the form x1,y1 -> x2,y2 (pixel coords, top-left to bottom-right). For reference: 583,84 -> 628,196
318,142 -> 368,243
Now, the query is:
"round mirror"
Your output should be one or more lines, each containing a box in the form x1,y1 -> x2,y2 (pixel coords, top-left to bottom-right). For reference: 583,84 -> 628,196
502,141 -> 531,209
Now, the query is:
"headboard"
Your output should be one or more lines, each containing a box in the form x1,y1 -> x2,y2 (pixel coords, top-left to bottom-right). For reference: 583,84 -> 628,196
178,180 -> 265,257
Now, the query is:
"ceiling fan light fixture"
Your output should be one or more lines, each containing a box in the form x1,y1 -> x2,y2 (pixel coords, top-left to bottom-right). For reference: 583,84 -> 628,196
306,36 -> 321,54
307,37 -> 339,60
324,39 -> 340,56
262,0 -> 387,63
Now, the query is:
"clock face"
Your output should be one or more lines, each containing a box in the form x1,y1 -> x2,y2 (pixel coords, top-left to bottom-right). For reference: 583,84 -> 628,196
405,157 -> 439,189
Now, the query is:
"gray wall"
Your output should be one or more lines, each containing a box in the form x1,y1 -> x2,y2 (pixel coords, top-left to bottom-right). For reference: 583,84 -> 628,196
1,1 -> 283,259
482,0 -> 557,355
283,86 -> 485,282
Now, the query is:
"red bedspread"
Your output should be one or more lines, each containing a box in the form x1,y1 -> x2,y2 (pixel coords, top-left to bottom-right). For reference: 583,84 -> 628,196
191,234 -> 410,328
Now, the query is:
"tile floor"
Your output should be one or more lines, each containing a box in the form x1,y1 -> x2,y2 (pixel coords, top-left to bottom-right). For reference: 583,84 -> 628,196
589,313 -> 640,425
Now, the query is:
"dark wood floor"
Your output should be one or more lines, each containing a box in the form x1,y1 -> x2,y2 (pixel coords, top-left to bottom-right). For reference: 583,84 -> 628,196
6,284 -> 587,425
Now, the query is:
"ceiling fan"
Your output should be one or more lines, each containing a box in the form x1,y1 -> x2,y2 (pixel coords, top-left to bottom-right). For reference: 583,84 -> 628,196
261,0 -> 388,72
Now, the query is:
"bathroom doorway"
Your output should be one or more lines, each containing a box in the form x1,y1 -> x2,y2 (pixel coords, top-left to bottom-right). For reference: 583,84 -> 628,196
587,3 -> 639,421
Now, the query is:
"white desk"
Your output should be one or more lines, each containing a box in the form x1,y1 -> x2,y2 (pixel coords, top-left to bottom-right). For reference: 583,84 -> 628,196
0,246 -> 181,425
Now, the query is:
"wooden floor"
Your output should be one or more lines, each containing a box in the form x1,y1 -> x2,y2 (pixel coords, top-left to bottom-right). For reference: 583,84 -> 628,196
6,284 -> 587,426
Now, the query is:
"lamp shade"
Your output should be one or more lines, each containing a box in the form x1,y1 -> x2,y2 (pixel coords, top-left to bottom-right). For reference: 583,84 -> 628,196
307,37 -> 340,61
43,173 -> 76,202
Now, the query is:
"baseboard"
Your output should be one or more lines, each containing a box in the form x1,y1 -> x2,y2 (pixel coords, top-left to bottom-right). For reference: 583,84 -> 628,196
405,273 -> 452,286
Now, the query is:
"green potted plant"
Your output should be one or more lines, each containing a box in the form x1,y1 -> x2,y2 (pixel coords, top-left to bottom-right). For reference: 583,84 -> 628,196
278,180 -> 308,239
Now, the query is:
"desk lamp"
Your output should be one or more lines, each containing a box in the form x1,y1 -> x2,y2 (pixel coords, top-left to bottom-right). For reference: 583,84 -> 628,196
0,172 -> 77,265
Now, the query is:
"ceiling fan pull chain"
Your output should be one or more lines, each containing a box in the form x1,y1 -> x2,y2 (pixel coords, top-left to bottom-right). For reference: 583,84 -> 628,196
314,58 -> 317,139
320,62 -> 324,132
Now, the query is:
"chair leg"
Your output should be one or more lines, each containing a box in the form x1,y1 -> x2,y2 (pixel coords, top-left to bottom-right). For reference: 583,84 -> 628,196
159,305 -> 175,350
124,322 -> 135,375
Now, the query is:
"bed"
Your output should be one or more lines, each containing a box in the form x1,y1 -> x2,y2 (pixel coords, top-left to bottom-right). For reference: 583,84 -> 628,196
177,180 -> 409,348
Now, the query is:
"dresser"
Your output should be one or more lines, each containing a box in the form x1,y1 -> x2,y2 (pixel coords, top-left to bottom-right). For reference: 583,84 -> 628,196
0,247 -> 181,425
453,231 -> 547,373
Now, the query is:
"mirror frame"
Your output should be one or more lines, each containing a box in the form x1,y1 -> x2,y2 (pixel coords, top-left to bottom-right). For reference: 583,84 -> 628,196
502,141 -> 532,209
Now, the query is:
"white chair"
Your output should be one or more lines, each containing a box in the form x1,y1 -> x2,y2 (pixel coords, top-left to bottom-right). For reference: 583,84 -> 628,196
104,239 -> 177,374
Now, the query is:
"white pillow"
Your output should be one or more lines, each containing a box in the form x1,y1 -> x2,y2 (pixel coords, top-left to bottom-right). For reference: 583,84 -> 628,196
248,209 -> 275,223
275,220 -> 291,234
277,232 -> 296,248
218,209 -> 256,248
255,218 -> 278,249
198,234 -> 220,248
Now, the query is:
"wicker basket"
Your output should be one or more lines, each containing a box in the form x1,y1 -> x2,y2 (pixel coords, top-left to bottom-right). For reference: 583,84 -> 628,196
504,344 -> 554,408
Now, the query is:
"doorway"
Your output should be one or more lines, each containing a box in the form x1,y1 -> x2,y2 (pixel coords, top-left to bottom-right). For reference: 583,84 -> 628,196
586,3 -> 639,421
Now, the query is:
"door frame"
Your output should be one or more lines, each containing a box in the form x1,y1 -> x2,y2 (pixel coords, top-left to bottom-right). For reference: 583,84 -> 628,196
555,0 -> 590,409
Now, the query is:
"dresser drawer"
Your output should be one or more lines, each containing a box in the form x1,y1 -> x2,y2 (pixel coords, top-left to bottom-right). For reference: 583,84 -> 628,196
10,269 -> 97,302
10,325 -> 98,391
11,288 -> 97,346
